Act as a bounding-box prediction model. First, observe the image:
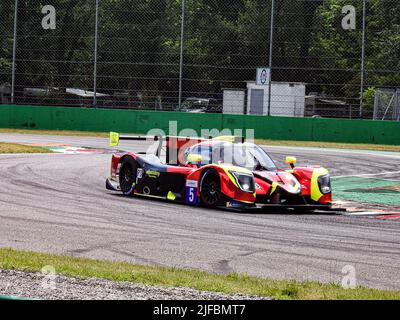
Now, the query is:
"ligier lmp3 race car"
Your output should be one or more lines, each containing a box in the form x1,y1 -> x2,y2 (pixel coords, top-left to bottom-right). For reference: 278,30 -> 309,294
106,133 -> 333,211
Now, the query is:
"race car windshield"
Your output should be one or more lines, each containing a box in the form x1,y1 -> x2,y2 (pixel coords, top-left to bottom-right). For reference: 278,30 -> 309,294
220,143 -> 277,171
185,142 -> 277,171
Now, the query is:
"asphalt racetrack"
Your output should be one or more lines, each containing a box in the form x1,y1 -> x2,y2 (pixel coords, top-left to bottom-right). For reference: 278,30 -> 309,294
0,134 -> 399,290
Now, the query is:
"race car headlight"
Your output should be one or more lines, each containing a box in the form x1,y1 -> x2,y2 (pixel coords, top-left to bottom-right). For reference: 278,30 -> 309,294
318,174 -> 331,194
284,174 -> 302,194
229,171 -> 255,193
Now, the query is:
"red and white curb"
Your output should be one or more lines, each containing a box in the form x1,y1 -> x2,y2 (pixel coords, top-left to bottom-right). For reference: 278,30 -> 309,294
376,214 -> 400,221
334,200 -> 400,220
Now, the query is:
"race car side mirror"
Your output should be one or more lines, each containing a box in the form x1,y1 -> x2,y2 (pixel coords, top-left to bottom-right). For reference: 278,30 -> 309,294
285,156 -> 297,169
187,154 -> 203,164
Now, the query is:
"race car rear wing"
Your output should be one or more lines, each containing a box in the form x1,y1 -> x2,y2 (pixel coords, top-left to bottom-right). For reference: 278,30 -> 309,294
110,132 -> 244,147
109,132 -> 245,164
110,132 -> 161,147
110,132 -> 204,161
205,136 -> 244,143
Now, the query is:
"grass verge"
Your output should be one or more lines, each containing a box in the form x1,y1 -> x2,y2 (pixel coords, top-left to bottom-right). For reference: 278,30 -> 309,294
0,248 -> 399,300
0,128 -> 108,138
0,142 -> 51,154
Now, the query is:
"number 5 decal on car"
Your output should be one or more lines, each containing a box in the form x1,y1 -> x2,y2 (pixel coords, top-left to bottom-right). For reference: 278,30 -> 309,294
185,180 -> 198,205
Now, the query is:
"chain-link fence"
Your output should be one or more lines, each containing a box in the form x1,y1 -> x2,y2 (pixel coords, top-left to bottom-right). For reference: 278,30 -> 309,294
0,0 -> 399,119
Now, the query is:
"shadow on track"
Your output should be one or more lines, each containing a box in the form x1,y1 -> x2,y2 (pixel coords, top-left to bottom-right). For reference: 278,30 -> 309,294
107,192 -> 342,216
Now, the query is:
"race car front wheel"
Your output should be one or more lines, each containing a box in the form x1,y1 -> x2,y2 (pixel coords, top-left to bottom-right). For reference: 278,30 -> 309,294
200,170 -> 221,207
119,157 -> 137,196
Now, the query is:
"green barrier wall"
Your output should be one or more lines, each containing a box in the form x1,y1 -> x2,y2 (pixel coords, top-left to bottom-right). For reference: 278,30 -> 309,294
0,104 -> 399,145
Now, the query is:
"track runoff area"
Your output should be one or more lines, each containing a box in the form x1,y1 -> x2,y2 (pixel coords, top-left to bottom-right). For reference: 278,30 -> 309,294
0,131 -> 399,303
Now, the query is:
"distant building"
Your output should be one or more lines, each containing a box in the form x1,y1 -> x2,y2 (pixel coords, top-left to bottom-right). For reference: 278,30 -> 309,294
305,93 -> 351,118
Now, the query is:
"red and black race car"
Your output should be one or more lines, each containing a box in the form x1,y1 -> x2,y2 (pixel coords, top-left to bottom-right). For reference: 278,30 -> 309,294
106,133 -> 333,211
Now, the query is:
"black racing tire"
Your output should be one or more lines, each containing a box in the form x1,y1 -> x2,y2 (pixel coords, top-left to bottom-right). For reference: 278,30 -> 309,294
119,157 -> 138,196
200,170 -> 221,207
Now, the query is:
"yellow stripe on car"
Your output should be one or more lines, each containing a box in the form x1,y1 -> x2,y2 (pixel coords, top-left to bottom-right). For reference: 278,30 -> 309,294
270,182 -> 278,195
220,165 -> 253,190
226,171 -> 240,188
310,167 -> 329,202
220,165 -> 252,175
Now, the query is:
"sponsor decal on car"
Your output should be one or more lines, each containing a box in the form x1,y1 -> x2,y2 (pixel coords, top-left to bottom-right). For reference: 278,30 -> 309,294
226,201 -> 245,208
146,170 -> 160,178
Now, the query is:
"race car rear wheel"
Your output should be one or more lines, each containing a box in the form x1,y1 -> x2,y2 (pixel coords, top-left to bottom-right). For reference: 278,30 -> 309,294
119,157 -> 137,196
200,170 -> 221,207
